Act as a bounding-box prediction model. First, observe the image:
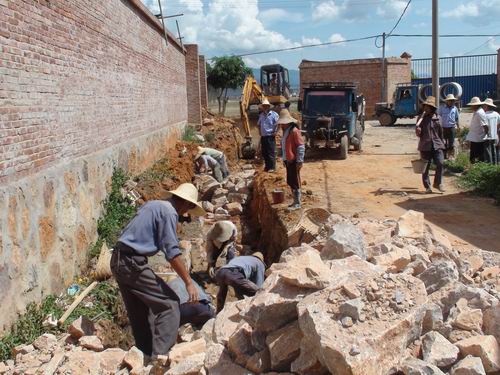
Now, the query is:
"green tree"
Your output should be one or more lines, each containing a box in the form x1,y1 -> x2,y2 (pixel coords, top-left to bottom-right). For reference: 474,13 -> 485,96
206,56 -> 252,115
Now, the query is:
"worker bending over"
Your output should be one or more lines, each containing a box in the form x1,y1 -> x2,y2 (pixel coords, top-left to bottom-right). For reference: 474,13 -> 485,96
195,153 -> 223,182
206,220 -> 238,278
110,183 -> 205,358
167,277 -> 215,327
215,252 -> 265,313
196,146 -> 229,178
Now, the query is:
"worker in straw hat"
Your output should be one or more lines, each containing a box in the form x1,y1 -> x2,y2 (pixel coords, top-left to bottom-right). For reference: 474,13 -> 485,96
482,98 -> 499,164
195,146 -> 229,178
437,93 -> 460,160
205,220 -> 238,279
215,252 -> 265,313
194,152 -> 223,182
466,97 -> 488,163
416,96 -> 446,194
278,108 -> 305,210
110,183 -> 205,359
258,97 -> 279,172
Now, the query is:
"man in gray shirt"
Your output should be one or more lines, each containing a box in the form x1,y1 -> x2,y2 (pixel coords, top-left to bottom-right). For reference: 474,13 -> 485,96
110,183 -> 205,358
215,252 -> 266,313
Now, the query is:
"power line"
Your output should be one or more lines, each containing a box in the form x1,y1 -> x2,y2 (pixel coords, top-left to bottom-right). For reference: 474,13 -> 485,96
391,34 -> 500,37
387,0 -> 412,38
462,33 -> 500,56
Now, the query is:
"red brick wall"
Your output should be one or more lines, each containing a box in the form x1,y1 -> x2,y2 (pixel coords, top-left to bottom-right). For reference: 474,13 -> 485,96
0,0 -> 188,184
300,56 -> 411,118
199,55 -> 208,109
185,44 -> 202,125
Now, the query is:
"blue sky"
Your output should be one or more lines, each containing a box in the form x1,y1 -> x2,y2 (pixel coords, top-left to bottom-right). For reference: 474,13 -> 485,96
142,0 -> 499,70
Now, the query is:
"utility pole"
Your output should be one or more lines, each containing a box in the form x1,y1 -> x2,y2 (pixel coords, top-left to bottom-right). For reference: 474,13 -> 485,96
157,0 -> 168,47
432,0 -> 439,106
381,32 -> 386,102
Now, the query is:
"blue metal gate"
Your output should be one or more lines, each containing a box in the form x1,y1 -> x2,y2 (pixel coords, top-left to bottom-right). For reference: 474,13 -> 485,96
412,53 -> 497,105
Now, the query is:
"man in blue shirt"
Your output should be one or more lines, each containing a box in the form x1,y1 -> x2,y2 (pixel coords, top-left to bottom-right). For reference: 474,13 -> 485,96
257,98 -> 279,172
437,94 -> 460,159
215,252 -> 266,313
110,183 -> 205,358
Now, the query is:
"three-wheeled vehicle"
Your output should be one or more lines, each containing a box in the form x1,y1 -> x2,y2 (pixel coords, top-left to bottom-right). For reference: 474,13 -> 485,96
298,82 -> 365,160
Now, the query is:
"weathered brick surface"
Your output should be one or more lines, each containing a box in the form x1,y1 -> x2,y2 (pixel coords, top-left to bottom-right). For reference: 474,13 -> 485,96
185,44 -> 202,125
199,55 -> 208,108
299,55 -> 411,118
0,0 -> 188,183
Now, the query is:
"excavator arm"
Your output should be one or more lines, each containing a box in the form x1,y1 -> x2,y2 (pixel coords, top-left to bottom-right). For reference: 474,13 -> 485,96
239,76 -> 265,159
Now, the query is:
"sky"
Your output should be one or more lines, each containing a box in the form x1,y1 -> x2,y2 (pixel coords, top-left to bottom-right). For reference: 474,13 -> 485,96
141,0 -> 500,70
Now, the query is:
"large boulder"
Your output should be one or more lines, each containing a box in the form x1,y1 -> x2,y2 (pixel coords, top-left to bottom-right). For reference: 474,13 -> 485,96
396,210 -> 425,239
450,355 -> 486,375
194,174 -> 220,201
297,273 -> 427,375
213,299 -> 248,345
266,321 -> 302,372
321,223 -> 366,260
372,247 -> 411,273
455,335 -> 500,373
421,331 -> 459,368
418,261 -> 459,294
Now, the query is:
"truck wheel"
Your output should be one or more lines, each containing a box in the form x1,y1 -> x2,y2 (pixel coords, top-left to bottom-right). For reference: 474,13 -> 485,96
339,135 -> 348,160
378,111 -> 395,126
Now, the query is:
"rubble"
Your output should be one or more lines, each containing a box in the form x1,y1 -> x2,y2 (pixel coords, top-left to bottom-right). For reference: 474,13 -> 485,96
421,331 -> 459,367
450,355 -> 486,375
455,335 -> 500,373
321,222 -> 366,260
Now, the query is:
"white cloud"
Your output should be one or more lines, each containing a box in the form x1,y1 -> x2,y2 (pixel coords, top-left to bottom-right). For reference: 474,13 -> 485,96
243,56 -> 280,68
260,8 -> 304,24
443,0 -> 500,24
311,0 -> 412,21
412,22 -> 427,28
301,36 -> 322,45
487,38 -> 500,52
329,33 -> 345,44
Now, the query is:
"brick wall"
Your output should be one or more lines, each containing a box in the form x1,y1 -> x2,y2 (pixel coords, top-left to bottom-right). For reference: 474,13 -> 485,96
0,0 -> 205,332
185,44 -> 202,125
199,55 -> 208,109
299,55 -> 411,118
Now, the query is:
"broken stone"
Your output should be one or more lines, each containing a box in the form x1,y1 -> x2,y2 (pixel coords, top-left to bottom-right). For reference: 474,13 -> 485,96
326,255 -> 385,286
202,200 -> 215,213
38,349 -> 65,375
450,355 -> 486,375
12,344 -> 34,356
228,192 -> 248,204
372,247 -> 411,273
449,329 -> 479,343
228,322 -> 254,366
79,335 -> 104,352
342,317 -> 354,328
422,303 -> 444,334
246,349 -> 271,374
225,202 -> 243,216
68,316 -> 95,339
399,358 -> 446,375
195,174 -> 220,201
450,299 -> 483,332
266,320 -> 302,372
123,346 -> 144,370
213,300 -> 247,344
481,266 -> 499,281
321,223 -> 366,260
342,283 -> 361,299
213,187 -> 229,200
418,261 -> 459,294
340,298 -> 364,321
204,342 -> 249,374
166,352 -> 206,375
99,348 -> 127,373
483,303 -> 500,343
421,331 -> 459,367
214,207 -> 228,215
455,335 -> 500,373
395,210 -> 425,239
169,338 -> 206,367
60,350 -> 101,374
213,196 -> 229,207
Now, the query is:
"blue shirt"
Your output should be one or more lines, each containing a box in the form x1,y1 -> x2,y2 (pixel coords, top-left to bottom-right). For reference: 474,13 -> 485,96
168,278 -> 211,304
221,255 -> 265,287
438,105 -> 459,128
258,110 -> 279,136
118,200 -> 181,261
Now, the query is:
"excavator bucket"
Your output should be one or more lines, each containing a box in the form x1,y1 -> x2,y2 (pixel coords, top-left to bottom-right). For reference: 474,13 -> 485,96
241,137 -> 256,159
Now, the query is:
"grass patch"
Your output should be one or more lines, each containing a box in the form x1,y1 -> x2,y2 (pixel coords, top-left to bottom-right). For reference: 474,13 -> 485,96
444,152 -> 470,173
182,126 -> 203,143
135,157 -> 171,184
459,162 -> 500,204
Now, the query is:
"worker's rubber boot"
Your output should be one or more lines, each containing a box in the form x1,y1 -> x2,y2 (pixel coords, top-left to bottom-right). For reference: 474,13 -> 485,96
288,190 -> 301,211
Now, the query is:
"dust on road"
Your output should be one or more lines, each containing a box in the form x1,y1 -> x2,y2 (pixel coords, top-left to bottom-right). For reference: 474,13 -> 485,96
300,119 -> 500,253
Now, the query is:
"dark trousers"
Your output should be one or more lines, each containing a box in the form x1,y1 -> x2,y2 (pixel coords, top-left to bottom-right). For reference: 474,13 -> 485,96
215,268 -> 259,313
285,160 -> 300,190
261,136 -> 276,171
111,247 -> 180,356
179,302 -> 215,327
470,142 -> 485,163
442,127 -> 456,159
484,140 -> 498,164
420,149 -> 444,189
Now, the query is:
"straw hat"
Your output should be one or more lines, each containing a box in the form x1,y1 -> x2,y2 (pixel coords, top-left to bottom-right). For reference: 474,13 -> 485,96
194,146 -> 206,160
444,94 -> 457,101
277,109 -> 297,125
422,96 -> 438,109
251,251 -> 265,264
483,98 -> 497,108
166,183 -> 206,216
210,221 -> 236,243
467,97 -> 484,106
261,98 -> 271,107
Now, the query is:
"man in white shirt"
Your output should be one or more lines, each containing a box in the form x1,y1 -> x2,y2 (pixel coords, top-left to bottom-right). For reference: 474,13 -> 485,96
483,98 -> 500,164
465,97 -> 488,163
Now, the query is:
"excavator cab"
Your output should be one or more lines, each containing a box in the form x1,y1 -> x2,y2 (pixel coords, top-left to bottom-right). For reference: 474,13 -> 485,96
260,64 -> 290,105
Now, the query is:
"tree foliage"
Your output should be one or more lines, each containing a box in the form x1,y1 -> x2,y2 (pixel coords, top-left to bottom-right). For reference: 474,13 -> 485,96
206,56 -> 252,115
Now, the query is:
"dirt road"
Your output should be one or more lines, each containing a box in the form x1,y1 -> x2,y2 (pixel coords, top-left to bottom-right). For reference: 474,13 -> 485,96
301,119 -> 500,253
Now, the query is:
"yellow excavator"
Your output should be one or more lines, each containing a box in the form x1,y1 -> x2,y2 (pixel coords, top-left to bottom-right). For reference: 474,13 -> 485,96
239,64 -> 290,159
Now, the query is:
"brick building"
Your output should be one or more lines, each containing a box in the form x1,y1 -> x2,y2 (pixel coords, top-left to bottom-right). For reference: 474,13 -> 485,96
299,53 -> 412,118
0,0 -> 206,331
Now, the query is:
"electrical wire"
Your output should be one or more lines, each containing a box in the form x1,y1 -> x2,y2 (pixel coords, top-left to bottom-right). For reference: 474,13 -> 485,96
462,33 -> 500,56
386,0 -> 412,38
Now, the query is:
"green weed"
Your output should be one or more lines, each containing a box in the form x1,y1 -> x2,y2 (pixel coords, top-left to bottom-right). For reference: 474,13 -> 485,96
459,162 -> 500,204
135,157 -> 171,184
182,126 -> 203,143
444,152 -> 470,173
